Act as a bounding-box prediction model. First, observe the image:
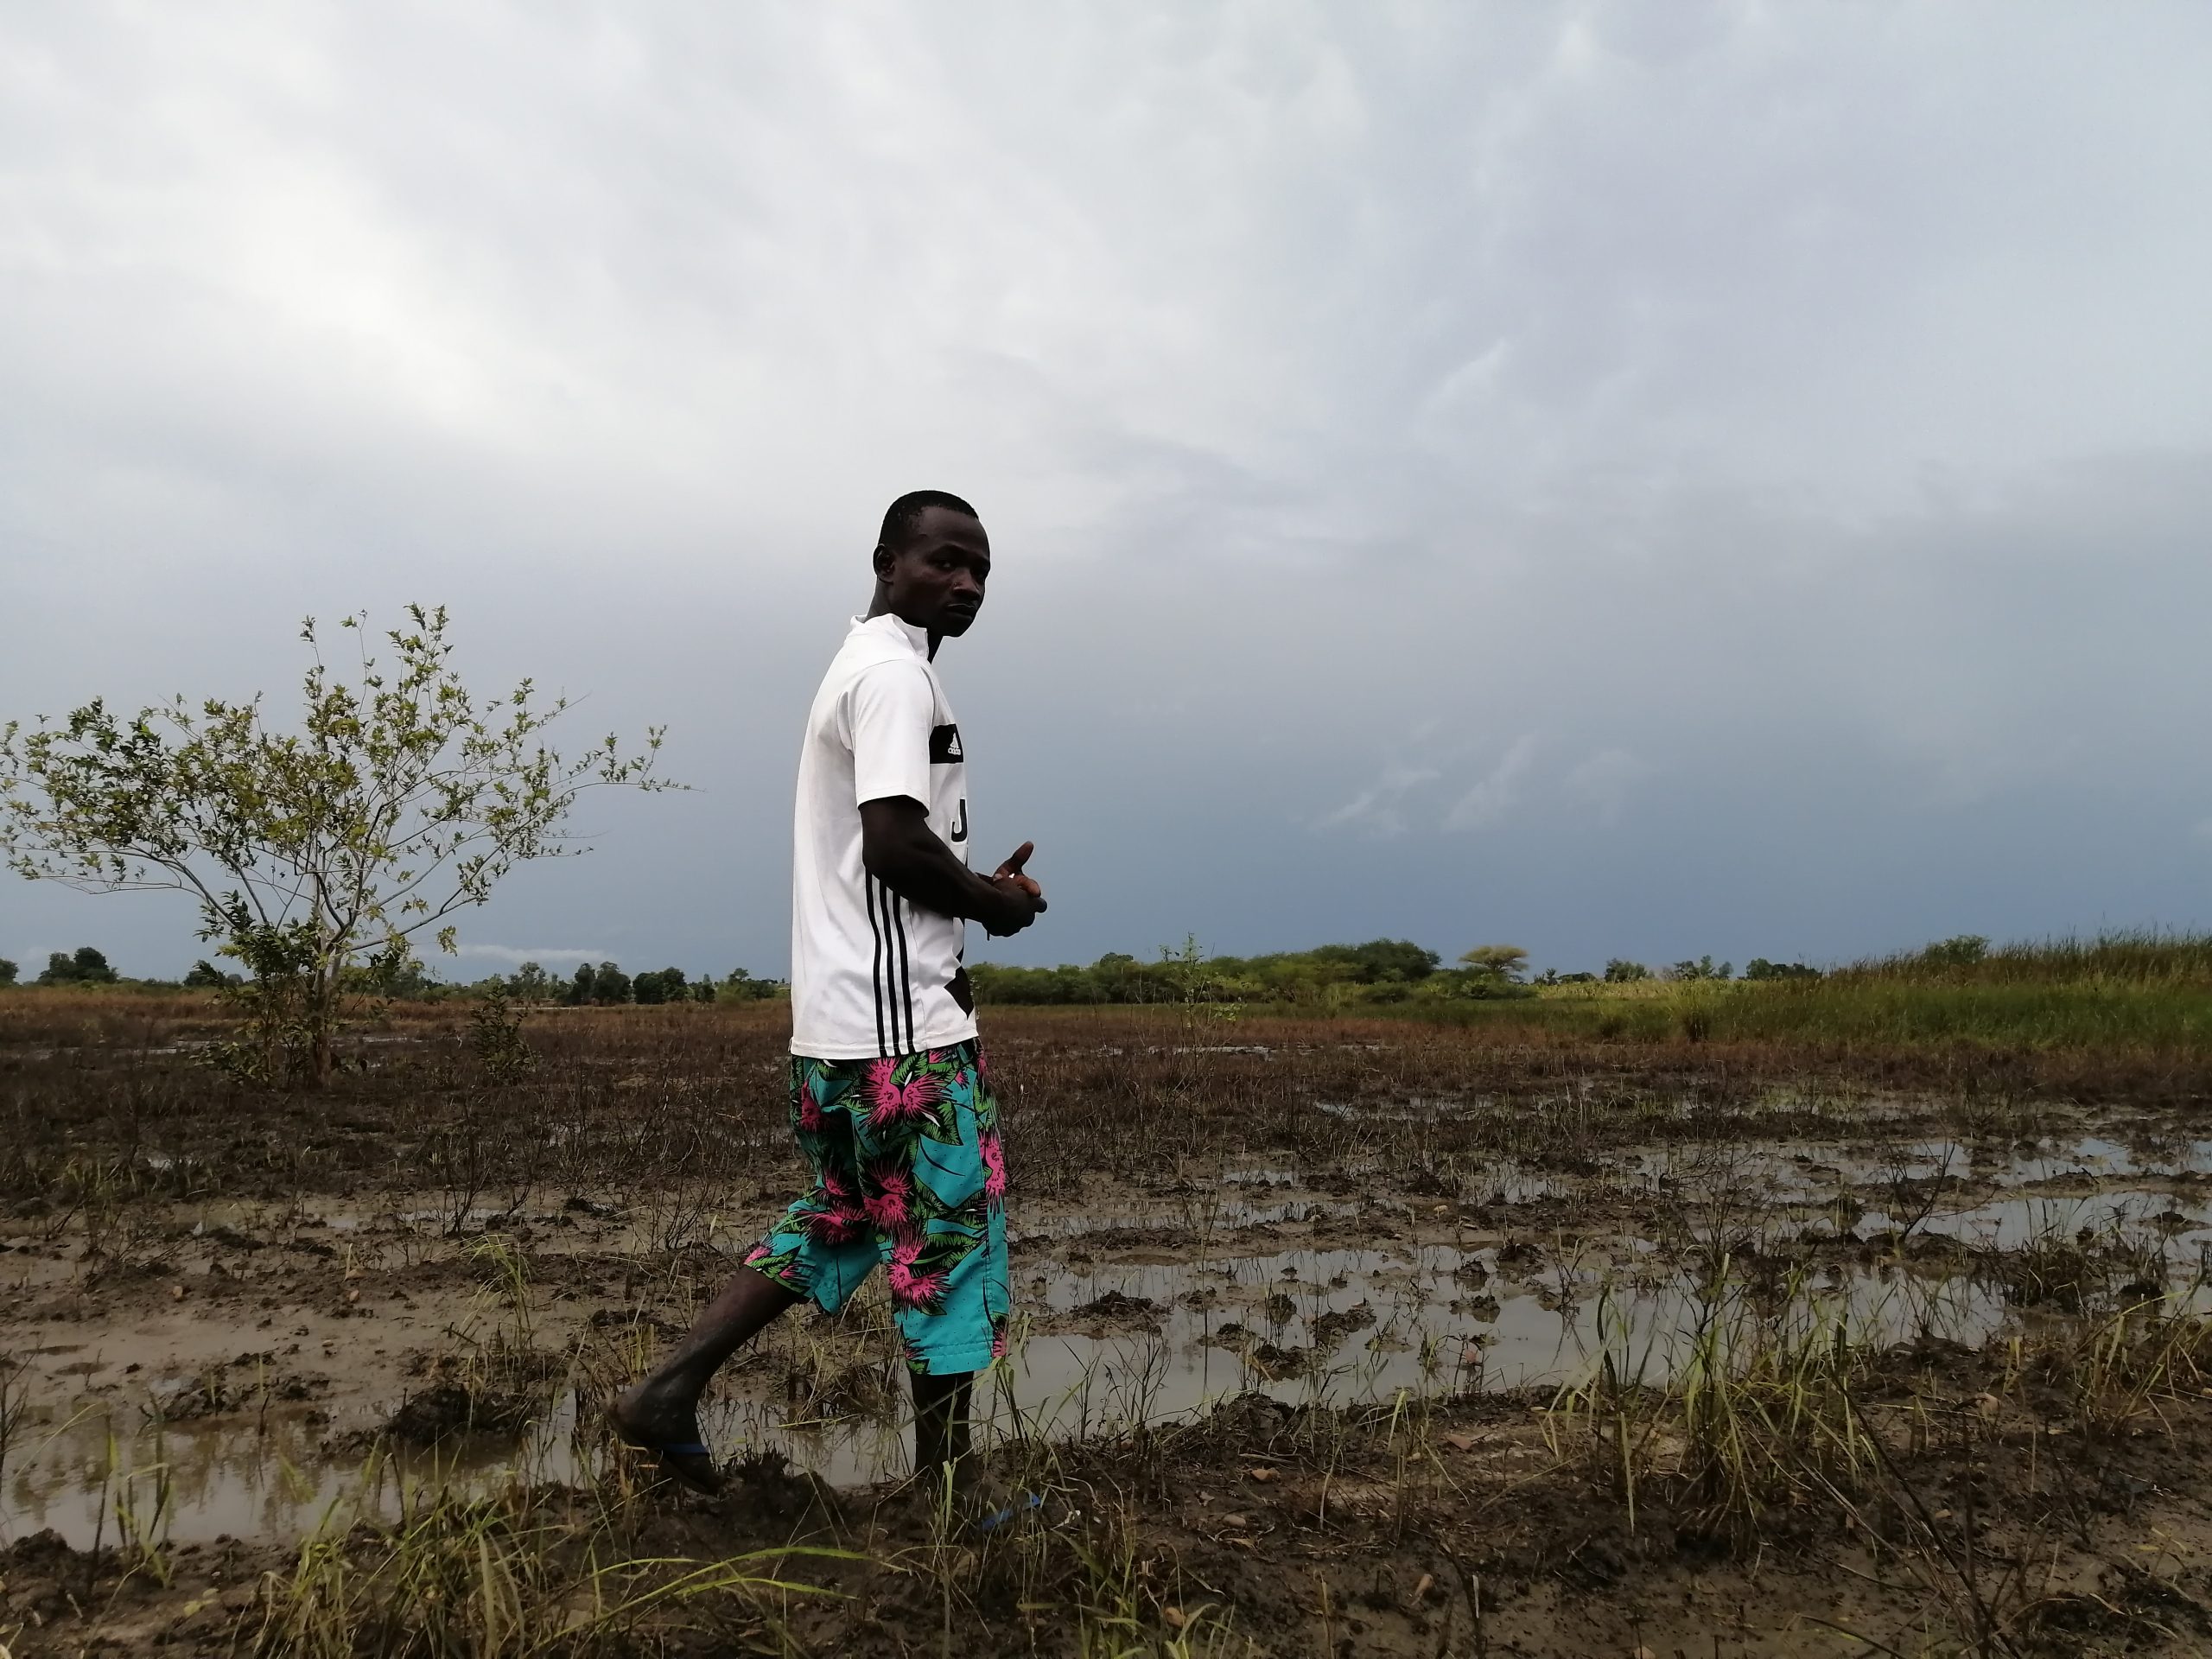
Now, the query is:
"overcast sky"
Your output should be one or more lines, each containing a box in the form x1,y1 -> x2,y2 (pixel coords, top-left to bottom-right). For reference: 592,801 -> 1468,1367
4,2 -> 2209,982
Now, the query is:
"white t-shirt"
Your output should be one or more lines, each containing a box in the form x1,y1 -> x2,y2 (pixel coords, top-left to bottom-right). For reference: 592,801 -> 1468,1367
790,613 -> 978,1059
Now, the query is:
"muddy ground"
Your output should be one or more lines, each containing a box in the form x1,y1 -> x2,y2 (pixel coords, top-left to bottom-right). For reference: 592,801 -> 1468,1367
7,1000 -> 2212,1655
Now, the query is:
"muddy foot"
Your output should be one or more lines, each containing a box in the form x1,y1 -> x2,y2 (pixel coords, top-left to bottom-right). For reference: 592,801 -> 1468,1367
899,1462 -> 1044,1534
610,1382 -> 724,1495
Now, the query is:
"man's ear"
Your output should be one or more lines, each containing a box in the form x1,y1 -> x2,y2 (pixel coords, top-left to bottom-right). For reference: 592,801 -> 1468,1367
871,542 -> 896,583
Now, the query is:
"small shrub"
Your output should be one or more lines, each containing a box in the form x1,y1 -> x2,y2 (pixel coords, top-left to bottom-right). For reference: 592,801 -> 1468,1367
1918,934 -> 1989,970
469,985 -> 536,1084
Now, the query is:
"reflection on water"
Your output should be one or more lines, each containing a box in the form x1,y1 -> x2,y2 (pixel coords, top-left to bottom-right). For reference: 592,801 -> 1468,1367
3,1406 -> 599,1551
10,1130 -> 2212,1551
0,1240 -> 2052,1550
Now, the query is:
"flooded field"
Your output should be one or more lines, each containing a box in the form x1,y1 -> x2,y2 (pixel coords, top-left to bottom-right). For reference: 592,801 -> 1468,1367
13,1131 -> 2212,1553
8,997 -> 2212,1655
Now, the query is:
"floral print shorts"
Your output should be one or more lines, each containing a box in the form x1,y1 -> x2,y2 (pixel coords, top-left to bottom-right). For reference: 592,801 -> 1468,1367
744,1039 -> 1008,1375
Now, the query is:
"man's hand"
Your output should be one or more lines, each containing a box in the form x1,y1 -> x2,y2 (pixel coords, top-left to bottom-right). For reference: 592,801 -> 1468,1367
993,842 -> 1044,900
861,798 -> 1048,935
986,841 -> 1046,935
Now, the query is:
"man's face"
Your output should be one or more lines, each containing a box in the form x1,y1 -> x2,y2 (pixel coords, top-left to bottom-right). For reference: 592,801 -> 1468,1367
878,506 -> 992,637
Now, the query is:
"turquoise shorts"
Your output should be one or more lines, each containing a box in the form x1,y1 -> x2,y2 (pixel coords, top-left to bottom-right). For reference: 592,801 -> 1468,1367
744,1039 -> 1009,1375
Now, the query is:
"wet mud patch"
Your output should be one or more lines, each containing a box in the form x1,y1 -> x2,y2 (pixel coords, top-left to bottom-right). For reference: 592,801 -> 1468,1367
13,1003 -> 2212,1653
13,1122 -> 2212,1551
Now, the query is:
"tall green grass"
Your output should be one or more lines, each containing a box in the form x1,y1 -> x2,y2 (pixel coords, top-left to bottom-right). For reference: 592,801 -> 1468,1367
1401,930 -> 2212,1052
1840,928 -> 2212,988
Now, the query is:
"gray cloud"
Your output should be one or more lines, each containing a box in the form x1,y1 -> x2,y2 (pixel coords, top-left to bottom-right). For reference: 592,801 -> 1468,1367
450,945 -> 610,967
4,3 -> 2210,978
1445,735 -> 1542,834
1313,760 -> 1442,840
1565,750 -> 1657,829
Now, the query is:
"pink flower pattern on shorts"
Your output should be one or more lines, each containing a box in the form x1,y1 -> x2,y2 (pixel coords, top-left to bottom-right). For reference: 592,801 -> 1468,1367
744,1039 -> 1007,1373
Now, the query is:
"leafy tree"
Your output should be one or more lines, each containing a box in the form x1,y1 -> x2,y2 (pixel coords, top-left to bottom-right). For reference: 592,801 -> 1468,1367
1459,944 -> 1529,982
589,962 -> 632,1005
364,956 -> 440,998
632,966 -> 687,1005
506,961 -> 554,1002
720,968 -> 783,1002
1666,956 -> 1732,982
0,957 -> 16,987
36,945 -> 118,985
184,958 -> 241,988
690,977 -> 716,1004
1603,959 -> 1652,983
1742,957 -> 1820,982
1307,939 -> 1440,982
0,607 -> 671,1084
569,962 -> 595,1005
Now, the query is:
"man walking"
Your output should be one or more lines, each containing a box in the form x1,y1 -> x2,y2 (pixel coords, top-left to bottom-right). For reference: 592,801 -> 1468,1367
613,490 -> 1046,1500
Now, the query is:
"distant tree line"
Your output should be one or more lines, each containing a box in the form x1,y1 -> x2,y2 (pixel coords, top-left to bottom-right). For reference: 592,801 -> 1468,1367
16,931 -> 2207,1004
504,961 -> 785,1007
0,944 -> 785,1005
0,944 -> 145,988
0,938 -> 1831,1001
969,939 -> 1541,1007
969,940 -> 1834,1005
1590,955 -> 1820,984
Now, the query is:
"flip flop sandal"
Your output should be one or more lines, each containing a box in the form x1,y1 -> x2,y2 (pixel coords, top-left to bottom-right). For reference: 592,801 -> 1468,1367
614,1428 -> 724,1496
970,1491 -> 1045,1534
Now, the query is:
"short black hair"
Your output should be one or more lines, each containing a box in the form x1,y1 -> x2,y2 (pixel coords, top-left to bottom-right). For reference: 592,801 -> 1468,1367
879,489 -> 979,551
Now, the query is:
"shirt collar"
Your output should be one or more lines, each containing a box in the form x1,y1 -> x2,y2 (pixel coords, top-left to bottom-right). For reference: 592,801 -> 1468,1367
855,612 -> 931,658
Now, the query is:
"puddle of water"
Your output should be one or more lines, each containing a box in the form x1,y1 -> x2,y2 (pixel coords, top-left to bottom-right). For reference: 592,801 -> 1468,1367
1861,1191 -> 2212,1255
15,1128 -> 2212,1552
1688,1137 -> 2212,1200
2006,1137 -> 2212,1183
1031,1185 -> 1373,1240
0,1237 -> 2039,1551
2,1406 -> 592,1551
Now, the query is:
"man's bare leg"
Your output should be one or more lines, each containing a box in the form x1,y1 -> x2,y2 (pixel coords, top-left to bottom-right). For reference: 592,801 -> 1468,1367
911,1368 -> 975,1489
913,1368 -> 1037,1527
612,1265 -> 800,1491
